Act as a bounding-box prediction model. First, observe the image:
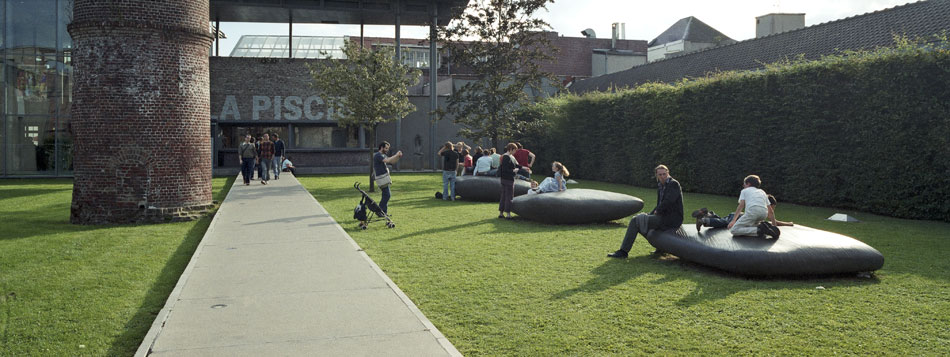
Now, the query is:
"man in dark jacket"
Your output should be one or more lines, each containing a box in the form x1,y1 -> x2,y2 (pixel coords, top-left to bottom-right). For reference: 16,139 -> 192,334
608,164 -> 683,258
272,133 -> 285,180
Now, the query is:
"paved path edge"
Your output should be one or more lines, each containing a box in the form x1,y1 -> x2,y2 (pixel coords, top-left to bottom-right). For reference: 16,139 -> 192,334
296,182 -> 463,357
134,175 -> 462,356
134,176 -> 238,357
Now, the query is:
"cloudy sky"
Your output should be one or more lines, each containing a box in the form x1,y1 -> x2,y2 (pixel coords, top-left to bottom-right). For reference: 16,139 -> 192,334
214,0 -> 917,55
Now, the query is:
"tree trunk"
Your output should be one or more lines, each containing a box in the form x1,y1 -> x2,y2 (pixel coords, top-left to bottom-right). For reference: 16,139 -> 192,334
368,125 -> 375,192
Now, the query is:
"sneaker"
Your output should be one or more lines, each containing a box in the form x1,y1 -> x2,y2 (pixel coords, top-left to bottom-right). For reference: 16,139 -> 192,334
764,222 -> 781,239
607,250 -> 628,259
756,222 -> 768,239
691,208 -> 709,219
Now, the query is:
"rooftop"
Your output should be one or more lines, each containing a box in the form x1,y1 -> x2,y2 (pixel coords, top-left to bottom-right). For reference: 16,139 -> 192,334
210,0 -> 469,26
571,0 -> 950,93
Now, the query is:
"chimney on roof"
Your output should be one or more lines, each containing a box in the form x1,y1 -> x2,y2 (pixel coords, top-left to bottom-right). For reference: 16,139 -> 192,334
581,28 -> 596,38
611,22 -> 625,49
755,13 -> 805,38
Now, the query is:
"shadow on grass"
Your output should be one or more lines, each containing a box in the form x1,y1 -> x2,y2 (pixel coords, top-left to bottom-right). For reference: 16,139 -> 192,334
106,177 -> 235,356
0,205 -> 106,241
387,219 -> 492,241
0,186 -> 73,201
554,254 -> 881,307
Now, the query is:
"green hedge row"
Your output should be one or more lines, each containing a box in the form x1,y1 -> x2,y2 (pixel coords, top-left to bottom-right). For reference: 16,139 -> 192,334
522,38 -> 950,221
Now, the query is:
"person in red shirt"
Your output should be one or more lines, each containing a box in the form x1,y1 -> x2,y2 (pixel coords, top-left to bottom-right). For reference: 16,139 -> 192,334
462,149 -> 473,175
258,133 -> 275,184
512,142 -> 535,169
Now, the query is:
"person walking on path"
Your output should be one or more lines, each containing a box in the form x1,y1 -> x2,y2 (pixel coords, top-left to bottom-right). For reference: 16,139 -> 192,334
258,134 -> 275,184
272,133 -> 285,180
255,136 -> 264,180
438,142 -> 460,201
608,164 -> 683,258
374,141 -> 402,215
499,143 -> 529,219
238,134 -> 258,186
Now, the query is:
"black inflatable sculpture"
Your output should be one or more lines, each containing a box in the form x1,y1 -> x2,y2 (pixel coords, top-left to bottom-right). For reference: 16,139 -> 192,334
455,176 -> 531,202
511,189 -> 644,224
645,225 -> 884,276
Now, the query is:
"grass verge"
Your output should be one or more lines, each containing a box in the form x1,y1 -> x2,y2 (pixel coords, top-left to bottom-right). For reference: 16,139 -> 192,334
300,173 -> 949,355
0,177 -> 234,355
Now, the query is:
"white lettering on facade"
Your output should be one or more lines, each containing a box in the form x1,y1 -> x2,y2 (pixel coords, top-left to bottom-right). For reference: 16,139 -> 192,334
252,96 -> 272,120
284,96 -> 302,120
304,95 -> 325,120
217,95 -> 338,121
220,95 -> 240,120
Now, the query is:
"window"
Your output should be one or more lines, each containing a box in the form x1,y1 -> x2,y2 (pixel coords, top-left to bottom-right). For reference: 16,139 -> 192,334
294,126 -> 358,148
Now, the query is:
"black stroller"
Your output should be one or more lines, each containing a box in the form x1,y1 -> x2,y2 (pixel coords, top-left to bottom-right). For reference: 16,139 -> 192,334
353,182 -> 395,229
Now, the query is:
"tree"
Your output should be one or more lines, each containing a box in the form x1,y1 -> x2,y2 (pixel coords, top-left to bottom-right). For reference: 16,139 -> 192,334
438,0 -> 559,147
308,41 -> 421,191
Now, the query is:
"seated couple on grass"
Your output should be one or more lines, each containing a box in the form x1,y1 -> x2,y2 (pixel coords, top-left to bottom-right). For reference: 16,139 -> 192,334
527,162 -> 571,195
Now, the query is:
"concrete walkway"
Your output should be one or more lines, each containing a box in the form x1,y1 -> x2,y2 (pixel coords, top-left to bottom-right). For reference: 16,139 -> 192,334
137,174 -> 459,356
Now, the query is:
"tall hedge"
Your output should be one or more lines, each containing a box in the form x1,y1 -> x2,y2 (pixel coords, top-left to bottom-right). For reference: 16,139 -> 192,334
523,38 -> 950,221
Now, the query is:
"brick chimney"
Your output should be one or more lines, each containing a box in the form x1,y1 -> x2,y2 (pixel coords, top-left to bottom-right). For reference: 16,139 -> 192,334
69,0 -> 214,224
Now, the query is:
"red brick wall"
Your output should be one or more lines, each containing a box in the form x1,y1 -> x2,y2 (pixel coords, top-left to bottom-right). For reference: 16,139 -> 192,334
69,0 -> 214,224
535,32 -> 647,78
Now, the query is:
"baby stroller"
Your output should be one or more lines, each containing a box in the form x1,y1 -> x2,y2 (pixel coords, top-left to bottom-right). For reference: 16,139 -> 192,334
353,182 -> 396,229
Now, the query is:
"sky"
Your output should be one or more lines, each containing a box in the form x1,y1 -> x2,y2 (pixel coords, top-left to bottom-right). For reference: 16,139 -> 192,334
213,0 -> 917,55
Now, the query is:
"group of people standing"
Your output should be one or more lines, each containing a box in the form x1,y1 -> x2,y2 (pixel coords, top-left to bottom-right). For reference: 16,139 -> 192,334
607,165 -> 791,259
434,140 -> 570,219
238,133 -> 295,186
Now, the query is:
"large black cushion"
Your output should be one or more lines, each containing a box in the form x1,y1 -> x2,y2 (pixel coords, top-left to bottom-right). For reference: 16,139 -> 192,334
511,189 -> 644,224
645,225 -> 885,276
455,175 -> 531,202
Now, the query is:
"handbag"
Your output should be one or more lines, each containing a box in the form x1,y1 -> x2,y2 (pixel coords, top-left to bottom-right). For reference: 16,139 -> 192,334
374,172 -> 392,188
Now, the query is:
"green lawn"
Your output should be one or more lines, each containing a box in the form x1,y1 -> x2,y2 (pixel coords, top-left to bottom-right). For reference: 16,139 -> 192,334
0,177 -> 234,356
301,173 -> 949,355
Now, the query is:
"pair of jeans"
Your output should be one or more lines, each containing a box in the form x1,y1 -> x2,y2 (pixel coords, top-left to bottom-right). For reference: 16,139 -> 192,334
705,213 -> 735,228
379,185 -> 391,214
259,157 -> 273,181
241,159 -> 255,184
619,213 -> 662,252
442,170 -> 456,200
272,157 -> 282,178
499,178 -> 514,213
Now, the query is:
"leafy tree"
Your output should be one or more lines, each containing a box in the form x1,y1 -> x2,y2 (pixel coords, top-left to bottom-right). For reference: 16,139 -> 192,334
309,41 -> 421,190
438,0 -> 559,147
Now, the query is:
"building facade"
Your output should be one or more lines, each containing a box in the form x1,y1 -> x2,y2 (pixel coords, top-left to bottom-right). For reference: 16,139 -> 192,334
1,0 -> 73,177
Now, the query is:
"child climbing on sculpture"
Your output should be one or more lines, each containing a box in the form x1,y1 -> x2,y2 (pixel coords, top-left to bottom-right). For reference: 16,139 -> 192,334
692,194 -> 793,233
698,175 -> 780,239
527,161 -> 571,194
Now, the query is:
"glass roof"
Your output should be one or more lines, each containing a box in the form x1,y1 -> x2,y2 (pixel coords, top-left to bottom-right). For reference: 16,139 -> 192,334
230,35 -> 348,59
